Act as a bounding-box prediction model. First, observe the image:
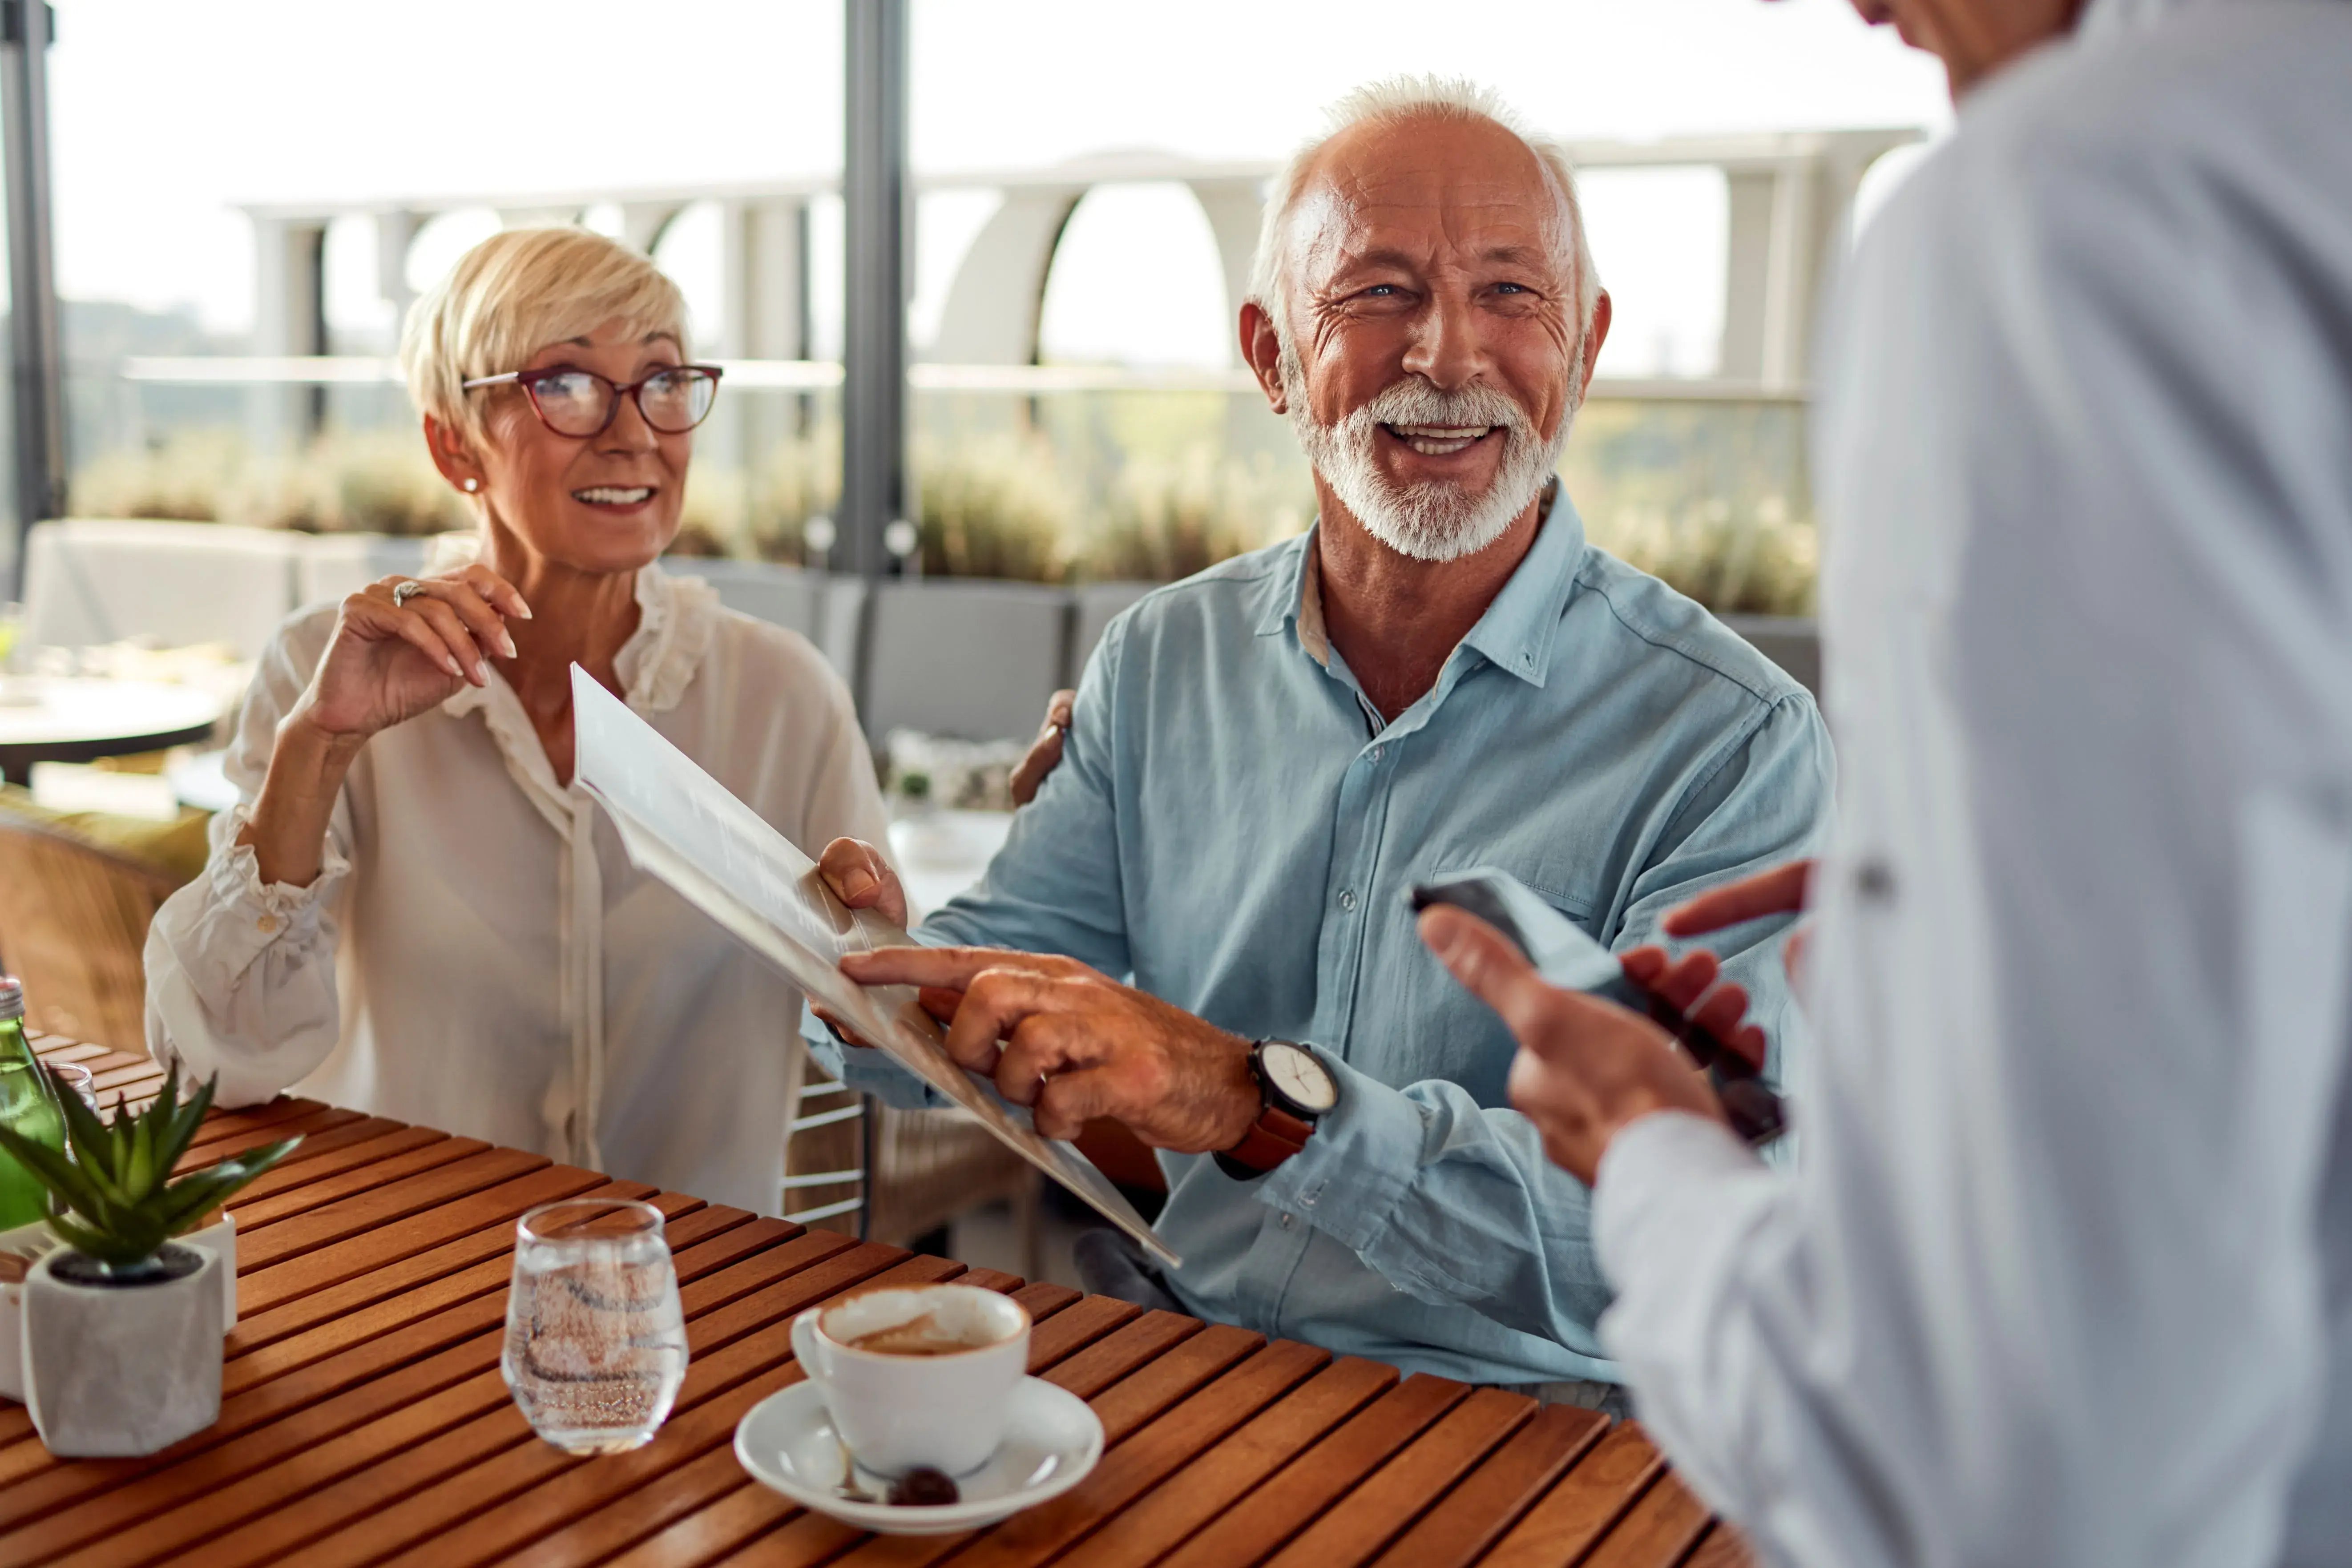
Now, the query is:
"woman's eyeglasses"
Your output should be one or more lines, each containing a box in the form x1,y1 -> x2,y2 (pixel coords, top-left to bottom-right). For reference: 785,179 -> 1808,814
462,364 -> 724,438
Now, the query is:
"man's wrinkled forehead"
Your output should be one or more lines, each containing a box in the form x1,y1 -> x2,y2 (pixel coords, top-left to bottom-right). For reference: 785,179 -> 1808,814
1286,118 -> 1574,292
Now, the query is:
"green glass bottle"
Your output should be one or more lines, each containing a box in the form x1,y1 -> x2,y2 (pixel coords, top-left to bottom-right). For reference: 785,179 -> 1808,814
0,977 -> 65,1232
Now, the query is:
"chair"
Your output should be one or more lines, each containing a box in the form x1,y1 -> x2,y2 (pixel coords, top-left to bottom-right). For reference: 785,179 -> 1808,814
782,1045 -> 1041,1278
21,520 -> 301,663
0,812 -> 175,1054
1717,614 -> 1823,697
1070,581 -> 1157,684
818,577 -> 868,680
860,580 -> 1072,745
295,533 -> 432,610
664,558 -> 827,643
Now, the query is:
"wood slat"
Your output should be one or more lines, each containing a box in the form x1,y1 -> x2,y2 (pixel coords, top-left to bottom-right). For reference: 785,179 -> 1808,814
234,1174 -> 719,1319
1679,1524 -> 1759,1568
171,1105 -> 367,1171
178,1096 -> 336,1152
14,1221 -> 842,1568
1259,1387 -> 1537,1568
1368,1404 -> 1611,1568
226,1174 -> 666,1354
202,1122 -> 448,1216
1473,1423 -> 1671,1568
594,1283 -> 1112,1568
949,1338 -> 1333,1568
226,1131 -> 489,1230
232,1145 -> 550,1269
1056,1356 -> 1398,1568
1153,1373 -> 1470,1568
1575,1471 -> 1712,1568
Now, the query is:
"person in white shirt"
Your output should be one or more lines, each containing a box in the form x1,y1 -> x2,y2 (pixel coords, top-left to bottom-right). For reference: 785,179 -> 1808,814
1419,0 -> 2352,1563
144,227 -> 890,1215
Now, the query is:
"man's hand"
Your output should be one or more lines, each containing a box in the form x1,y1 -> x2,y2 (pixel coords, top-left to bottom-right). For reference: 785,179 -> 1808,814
1008,689 -> 1075,807
1420,907 -> 1726,1184
835,945 -> 1261,1149
1661,858 -> 1815,989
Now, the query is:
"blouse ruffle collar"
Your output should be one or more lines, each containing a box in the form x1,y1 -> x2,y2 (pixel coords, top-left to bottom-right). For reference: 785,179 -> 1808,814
425,532 -> 720,722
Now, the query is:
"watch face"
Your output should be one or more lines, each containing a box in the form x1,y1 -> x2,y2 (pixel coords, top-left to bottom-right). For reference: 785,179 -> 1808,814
1262,1042 -> 1338,1114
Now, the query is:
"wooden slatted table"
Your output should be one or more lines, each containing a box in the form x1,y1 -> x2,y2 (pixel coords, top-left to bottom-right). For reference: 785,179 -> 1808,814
2,1035 -> 1755,1568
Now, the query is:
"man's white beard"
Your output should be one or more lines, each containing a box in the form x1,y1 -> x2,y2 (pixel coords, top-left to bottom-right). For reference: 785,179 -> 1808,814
1284,340 -> 1577,564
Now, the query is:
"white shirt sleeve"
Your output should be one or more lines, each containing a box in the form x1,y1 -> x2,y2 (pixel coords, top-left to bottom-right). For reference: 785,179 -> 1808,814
1590,20 -> 2352,1565
144,612 -> 356,1106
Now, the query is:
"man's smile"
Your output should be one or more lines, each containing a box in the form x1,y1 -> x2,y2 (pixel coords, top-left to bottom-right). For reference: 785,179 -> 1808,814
1381,422 -> 1501,457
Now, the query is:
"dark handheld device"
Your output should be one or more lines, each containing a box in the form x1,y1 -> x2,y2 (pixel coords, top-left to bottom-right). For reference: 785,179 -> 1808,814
1410,870 -> 1787,1147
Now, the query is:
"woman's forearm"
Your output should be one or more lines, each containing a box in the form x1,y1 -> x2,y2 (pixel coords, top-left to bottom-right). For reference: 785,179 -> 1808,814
238,712 -> 367,887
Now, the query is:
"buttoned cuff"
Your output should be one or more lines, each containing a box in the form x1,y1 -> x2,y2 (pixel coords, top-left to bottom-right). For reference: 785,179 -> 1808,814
1592,1111 -> 1762,1290
799,1003 -> 950,1110
210,804 -> 351,944
1249,1052 -> 1425,1251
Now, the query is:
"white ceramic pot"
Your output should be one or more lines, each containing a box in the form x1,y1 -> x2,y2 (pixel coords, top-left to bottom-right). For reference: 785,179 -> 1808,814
0,1211 -> 237,1404
23,1243 -> 223,1456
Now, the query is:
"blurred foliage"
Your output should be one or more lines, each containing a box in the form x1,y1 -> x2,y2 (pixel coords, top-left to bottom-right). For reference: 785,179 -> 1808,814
72,429 -> 467,536
66,391 -> 1817,615
912,433 -> 1074,580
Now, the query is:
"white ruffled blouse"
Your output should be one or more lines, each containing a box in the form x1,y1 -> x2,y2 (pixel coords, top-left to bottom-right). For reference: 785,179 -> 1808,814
143,550 -> 891,1215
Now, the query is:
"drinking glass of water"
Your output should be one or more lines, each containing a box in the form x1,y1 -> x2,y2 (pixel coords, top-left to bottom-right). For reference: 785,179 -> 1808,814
502,1198 -> 688,1455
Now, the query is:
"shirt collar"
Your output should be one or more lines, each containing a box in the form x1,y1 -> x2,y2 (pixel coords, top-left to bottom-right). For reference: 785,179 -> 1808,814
1256,478 -> 1587,689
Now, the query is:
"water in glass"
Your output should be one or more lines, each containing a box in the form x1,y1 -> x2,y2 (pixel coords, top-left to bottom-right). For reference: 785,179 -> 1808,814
501,1198 -> 687,1455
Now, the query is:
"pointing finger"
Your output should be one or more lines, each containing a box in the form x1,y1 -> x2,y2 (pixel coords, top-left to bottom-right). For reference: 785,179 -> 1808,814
842,944 -> 1056,992
1661,860 -> 1815,939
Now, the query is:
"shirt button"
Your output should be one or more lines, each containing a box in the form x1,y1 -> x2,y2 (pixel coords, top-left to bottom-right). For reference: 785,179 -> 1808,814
1370,745 -> 1384,762
1338,889 -> 1357,911
256,914 -> 278,934
1279,1212 -> 1295,1229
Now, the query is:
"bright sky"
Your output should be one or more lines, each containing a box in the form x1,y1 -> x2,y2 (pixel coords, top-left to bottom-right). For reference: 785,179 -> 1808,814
46,0 -> 1949,371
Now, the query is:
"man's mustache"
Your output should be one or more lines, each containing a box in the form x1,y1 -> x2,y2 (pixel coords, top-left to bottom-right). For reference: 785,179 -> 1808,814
1351,379 -> 1532,436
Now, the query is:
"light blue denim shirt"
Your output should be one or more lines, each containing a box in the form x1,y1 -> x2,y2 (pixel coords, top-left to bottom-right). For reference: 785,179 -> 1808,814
815,492 -> 1834,1385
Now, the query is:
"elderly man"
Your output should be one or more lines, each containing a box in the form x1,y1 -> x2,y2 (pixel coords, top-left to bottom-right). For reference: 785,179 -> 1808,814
813,77 -> 1833,1400
1425,0 -> 2352,1562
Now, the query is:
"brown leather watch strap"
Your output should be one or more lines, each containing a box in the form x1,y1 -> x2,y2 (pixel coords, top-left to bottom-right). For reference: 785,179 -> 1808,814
1220,1104 -> 1315,1175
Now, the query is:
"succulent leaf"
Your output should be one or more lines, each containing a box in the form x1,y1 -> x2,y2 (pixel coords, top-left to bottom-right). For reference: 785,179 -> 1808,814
2,1069 -> 300,1268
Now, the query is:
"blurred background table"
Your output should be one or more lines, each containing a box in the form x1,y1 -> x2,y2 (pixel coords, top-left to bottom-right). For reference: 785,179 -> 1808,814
0,1031 -> 1755,1568
0,677 -> 225,785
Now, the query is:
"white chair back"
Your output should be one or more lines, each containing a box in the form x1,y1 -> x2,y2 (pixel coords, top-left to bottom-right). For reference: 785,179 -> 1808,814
295,533 -> 432,611
22,520 -> 301,662
861,579 -> 1071,744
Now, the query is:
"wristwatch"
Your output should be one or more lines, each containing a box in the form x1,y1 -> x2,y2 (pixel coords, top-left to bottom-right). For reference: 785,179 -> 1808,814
1214,1040 -> 1339,1180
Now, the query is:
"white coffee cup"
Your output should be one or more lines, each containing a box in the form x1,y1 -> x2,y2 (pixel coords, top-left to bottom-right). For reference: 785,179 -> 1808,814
790,1283 -> 1031,1477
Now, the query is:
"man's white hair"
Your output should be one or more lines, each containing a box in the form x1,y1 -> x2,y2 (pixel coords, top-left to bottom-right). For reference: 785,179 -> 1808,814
1244,76 -> 1602,343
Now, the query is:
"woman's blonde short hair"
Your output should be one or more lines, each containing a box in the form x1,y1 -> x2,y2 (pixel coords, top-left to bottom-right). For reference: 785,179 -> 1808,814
400,226 -> 690,443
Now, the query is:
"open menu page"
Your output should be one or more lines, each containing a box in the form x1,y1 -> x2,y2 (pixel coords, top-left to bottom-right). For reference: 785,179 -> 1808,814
569,665 -> 1178,1268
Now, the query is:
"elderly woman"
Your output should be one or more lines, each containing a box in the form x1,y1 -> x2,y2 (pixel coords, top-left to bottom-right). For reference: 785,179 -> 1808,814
144,227 -> 888,1213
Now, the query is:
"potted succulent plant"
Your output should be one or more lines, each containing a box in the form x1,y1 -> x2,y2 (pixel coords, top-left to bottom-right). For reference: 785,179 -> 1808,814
0,1062 -> 299,1456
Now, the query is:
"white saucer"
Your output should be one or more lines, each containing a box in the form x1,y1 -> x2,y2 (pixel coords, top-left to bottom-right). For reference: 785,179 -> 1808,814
734,1375 -> 1104,1536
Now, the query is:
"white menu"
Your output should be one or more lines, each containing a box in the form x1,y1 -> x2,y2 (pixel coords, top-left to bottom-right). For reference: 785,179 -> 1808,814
569,665 -> 1178,1268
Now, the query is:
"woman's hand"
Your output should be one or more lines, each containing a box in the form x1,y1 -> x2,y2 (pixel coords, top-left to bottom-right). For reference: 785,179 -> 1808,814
293,565 -> 533,742
240,565 -> 532,890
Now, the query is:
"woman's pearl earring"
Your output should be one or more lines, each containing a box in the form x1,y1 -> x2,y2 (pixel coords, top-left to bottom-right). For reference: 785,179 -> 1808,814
463,478 -> 479,493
